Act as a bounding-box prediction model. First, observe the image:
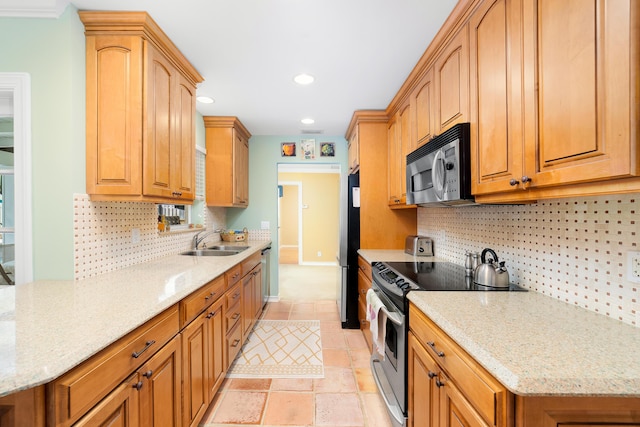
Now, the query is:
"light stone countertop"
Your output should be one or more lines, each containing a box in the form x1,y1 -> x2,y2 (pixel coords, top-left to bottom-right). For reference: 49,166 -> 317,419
408,291 -> 640,396
0,240 -> 271,398
360,249 -> 640,396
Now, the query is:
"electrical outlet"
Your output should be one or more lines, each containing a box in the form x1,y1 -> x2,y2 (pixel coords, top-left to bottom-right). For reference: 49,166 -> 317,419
627,251 -> 640,283
131,228 -> 141,244
317,251 -> 322,257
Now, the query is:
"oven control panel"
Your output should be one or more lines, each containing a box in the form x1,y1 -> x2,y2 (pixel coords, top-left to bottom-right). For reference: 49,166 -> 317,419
372,262 -> 420,291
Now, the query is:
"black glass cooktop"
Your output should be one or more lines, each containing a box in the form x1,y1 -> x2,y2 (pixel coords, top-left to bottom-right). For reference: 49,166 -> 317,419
381,261 -> 525,292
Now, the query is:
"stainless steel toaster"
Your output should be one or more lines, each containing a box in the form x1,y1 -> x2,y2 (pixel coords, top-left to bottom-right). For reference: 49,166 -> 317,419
404,235 -> 433,256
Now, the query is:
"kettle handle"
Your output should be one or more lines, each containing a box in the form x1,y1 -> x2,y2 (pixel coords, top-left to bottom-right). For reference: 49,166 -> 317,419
481,248 -> 499,264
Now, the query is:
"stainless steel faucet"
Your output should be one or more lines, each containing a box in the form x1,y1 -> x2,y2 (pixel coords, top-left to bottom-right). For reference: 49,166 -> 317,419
192,229 -> 223,250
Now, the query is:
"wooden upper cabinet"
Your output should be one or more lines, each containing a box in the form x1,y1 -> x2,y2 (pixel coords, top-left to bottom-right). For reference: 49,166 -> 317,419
470,0 -> 524,196
412,67 -> 436,148
348,127 -> 360,174
435,23 -> 470,133
388,102 -> 415,209
521,0 -> 640,188
387,114 -> 401,206
204,116 -> 252,208
81,12 -> 203,203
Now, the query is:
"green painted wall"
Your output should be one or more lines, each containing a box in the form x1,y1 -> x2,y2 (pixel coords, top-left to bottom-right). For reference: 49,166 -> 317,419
226,136 -> 348,295
0,6 -> 85,280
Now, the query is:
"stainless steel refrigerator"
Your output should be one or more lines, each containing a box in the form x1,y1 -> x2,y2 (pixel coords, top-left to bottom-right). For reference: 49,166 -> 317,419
337,172 -> 360,329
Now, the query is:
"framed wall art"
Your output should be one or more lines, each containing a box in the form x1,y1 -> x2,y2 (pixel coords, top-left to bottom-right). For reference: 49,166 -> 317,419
281,142 -> 296,157
301,139 -> 316,159
319,142 -> 335,157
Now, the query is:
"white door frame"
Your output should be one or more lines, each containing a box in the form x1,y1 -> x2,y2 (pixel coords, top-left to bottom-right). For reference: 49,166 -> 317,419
278,181 -> 303,263
0,73 -> 33,285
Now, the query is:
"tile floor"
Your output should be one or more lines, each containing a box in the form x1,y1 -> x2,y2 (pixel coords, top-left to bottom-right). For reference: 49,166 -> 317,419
200,300 -> 394,427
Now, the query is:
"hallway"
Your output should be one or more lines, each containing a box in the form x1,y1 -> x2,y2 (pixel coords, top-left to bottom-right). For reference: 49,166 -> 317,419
199,264 -> 393,427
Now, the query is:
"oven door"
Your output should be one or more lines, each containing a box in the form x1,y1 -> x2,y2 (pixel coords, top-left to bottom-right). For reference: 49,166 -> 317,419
369,281 -> 407,427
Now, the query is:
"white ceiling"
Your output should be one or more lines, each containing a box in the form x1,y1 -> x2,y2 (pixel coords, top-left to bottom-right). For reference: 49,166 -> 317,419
1,0 -> 458,136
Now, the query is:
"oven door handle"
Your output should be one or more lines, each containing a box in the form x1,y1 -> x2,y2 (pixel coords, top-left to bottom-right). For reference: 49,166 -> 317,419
379,304 -> 403,326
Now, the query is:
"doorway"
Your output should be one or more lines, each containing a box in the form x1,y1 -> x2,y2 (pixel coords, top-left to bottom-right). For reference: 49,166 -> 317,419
277,163 -> 341,300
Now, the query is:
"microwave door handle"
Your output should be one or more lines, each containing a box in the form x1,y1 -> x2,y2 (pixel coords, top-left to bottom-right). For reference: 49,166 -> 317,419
432,150 -> 446,200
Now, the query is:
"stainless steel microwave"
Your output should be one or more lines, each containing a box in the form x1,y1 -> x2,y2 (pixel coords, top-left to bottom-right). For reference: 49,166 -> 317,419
406,123 -> 474,206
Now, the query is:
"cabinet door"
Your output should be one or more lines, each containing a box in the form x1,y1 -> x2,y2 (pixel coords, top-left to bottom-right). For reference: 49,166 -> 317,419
242,272 -> 254,336
143,42 -> 175,199
435,24 -> 470,133
470,0 -> 524,195
206,298 -> 226,399
85,35 -> 143,197
408,332 -> 439,427
399,103 -> 412,203
181,312 -> 209,427
439,372 -> 490,427
414,67 -> 436,147
73,374 -> 140,427
522,0 -> 638,187
233,131 -> 249,206
252,265 -> 263,321
387,116 -> 402,206
139,335 -> 182,427
348,127 -> 360,173
172,73 -> 196,200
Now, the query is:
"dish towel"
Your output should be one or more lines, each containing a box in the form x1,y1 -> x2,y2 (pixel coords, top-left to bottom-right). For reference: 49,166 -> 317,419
365,288 -> 387,357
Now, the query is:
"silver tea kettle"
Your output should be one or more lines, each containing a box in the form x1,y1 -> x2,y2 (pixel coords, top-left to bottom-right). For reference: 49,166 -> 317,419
474,248 -> 510,288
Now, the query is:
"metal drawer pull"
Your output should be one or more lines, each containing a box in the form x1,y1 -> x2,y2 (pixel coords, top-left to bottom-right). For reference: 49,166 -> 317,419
230,339 -> 240,348
205,291 -> 216,300
143,370 -> 153,378
132,340 -> 156,359
427,341 -> 445,357
428,371 -> 437,379
132,381 -> 143,390
435,378 -> 444,388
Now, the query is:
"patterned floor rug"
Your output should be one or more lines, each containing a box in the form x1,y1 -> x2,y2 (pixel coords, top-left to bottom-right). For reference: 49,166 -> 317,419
227,320 -> 324,378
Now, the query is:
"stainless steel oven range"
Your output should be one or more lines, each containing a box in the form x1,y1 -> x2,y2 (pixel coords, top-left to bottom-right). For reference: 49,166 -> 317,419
369,261 -> 525,427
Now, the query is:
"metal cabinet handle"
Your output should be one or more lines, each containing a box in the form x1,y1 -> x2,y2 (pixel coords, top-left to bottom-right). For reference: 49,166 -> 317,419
133,381 -> 143,390
521,176 -> 531,184
427,341 -> 445,358
428,371 -> 437,379
143,370 -> 153,378
435,378 -> 444,388
132,340 -> 156,359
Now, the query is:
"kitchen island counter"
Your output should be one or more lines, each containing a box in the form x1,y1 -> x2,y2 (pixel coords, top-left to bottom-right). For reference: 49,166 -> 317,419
408,290 -> 640,397
0,240 -> 271,397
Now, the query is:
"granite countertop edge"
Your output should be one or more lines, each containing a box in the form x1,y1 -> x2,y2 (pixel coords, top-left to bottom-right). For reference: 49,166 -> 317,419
0,240 -> 271,398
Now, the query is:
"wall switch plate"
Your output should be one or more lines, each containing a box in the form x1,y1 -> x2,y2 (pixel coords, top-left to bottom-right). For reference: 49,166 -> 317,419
627,251 -> 640,283
131,228 -> 141,244
317,251 -> 322,257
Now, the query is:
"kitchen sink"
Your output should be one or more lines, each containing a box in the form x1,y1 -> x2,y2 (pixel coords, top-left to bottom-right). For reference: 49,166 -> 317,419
206,245 -> 250,251
180,249 -> 242,256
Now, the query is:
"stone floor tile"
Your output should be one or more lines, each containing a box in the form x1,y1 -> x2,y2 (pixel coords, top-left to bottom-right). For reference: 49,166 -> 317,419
360,392 -> 395,427
315,393 -> 364,426
354,368 -> 377,392
314,367 -> 357,393
323,349 -> 351,368
320,332 -> 348,349
350,348 -> 372,368
262,392 -> 314,426
211,391 -> 267,424
228,378 -> 272,391
345,330 -> 368,349
270,377 -> 314,391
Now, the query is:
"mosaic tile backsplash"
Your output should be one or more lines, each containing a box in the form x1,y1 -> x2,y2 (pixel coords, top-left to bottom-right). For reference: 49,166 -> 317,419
73,194 -> 268,280
417,193 -> 639,327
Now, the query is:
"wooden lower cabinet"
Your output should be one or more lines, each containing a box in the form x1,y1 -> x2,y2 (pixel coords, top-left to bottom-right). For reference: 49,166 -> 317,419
242,263 -> 262,338
515,395 -> 640,426
0,387 -> 45,427
357,255 -> 373,351
181,297 -> 225,427
139,334 -> 182,427
73,374 -> 140,427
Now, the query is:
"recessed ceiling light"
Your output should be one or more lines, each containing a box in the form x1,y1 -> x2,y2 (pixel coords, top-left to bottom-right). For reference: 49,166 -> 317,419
196,96 -> 215,104
293,73 -> 315,85
301,118 -> 315,125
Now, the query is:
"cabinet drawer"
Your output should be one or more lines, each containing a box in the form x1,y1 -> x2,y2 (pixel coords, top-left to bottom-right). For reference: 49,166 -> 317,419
226,281 -> 242,309
225,300 -> 242,333
226,321 -> 243,366
409,304 -> 508,426
180,275 -> 225,327
225,264 -> 242,288
48,305 -> 179,426
357,256 -> 372,279
357,268 -> 371,300
241,253 -> 261,276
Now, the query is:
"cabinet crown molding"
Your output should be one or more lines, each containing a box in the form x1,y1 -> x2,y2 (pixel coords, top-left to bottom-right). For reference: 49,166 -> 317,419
203,116 -> 252,139
345,110 -> 388,139
79,11 -> 204,87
